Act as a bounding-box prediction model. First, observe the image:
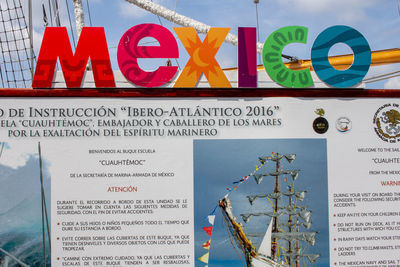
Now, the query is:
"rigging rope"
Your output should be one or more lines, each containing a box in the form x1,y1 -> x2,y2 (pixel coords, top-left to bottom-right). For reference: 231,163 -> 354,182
65,0 -> 77,48
397,0 -> 400,16
0,142 -> 4,159
149,0 -> 181,69
38,142 -> 52,266
47,0 -> 53,26
364,73 -> 400,84
364,70 -> 400,81
221,209 -> 247,267
255,1 -> 262,64
39,143 -> 47,267
363,70 -> 400,83
86,0 -> 93,26
0,0 -> 36,87
53,0 -> 61,26
42,0 -> 49,27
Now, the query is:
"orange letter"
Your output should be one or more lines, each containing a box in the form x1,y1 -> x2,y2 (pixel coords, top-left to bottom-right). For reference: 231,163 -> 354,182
174,27 -> 231,88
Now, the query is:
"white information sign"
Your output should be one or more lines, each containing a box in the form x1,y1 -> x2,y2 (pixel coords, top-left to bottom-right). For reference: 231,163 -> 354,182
0,97 -> 399,267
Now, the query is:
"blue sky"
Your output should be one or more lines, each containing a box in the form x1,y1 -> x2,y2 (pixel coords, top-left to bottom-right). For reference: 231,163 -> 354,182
193,139 -> 329,267
27,0 -> 400,88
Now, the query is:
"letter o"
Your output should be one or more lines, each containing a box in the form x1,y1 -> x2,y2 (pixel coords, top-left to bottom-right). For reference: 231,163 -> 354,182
311,25 -> 371,88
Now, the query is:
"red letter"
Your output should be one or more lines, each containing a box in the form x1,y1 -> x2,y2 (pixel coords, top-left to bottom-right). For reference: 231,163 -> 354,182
32,27 -> 115,88
117,24 -> 179,88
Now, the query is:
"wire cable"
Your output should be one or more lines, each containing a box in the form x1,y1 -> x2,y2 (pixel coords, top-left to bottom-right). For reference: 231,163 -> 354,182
149,0 -> 181,69
0,142 -> 4,159
255,1 -> 262,64
47,0 -> 53,26
53,0 -> 61,26
65,0 -> 77,48
363,70 -> 400,81
42,0 -> 49,27
38,142 -> 47,267
221,209 -> 247,267
397,0 -> 400,16
86,0 -> 93,26
364,73 -> 400,84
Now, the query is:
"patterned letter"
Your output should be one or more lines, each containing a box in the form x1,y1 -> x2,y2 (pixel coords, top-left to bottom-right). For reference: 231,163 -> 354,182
263,26 -> 313,88
311,25 -> 371,88
33,27 -> 115,88
117,24 -> 179,88
238,27 -> 257,88
174,27 -> 231,88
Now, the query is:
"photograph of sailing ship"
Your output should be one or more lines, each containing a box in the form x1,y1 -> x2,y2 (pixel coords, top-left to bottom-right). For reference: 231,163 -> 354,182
194,139 -> 329,266
0,142 -> 51,267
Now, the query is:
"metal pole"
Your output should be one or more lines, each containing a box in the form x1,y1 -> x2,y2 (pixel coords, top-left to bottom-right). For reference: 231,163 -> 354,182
271,155 -> 279,260
72,0 -> 85,38
72,0 -> 91,70
28,0 -> 34,82
38,142 -> 47,267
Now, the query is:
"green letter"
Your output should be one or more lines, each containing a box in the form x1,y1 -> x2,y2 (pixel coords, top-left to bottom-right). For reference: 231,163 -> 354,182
263,26 -> 313,88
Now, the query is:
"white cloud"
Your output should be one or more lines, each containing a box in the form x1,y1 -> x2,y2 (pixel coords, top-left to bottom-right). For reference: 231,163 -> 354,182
118,0 -> 182,20
118,1 -> 149,18
384,77 -> 400,89
0,142 -> 38,169
278,0 -> 378,24
364,64 -> 400,89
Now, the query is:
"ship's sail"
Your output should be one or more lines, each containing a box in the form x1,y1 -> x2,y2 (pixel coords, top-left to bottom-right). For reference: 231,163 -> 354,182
272,232 -> 317,246
280,252 -> 320,263
247,190 -> 306,205
258,220 -> 272,257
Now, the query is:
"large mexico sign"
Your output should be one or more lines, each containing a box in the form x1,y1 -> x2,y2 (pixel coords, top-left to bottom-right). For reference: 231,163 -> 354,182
32,24 -> 371,89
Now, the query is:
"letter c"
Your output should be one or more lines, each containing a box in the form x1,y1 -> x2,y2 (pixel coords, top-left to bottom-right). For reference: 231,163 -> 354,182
263,26 -> 313,88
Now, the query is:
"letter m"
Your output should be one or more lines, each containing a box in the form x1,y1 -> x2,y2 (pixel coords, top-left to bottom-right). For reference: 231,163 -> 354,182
33,27 -> 115,88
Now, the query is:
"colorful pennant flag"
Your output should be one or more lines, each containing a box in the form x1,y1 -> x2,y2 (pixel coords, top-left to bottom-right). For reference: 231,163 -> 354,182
198,252 -> 209,264
202,240 -> 211,250
207,215 -> 216,225
203,226 -> 213,236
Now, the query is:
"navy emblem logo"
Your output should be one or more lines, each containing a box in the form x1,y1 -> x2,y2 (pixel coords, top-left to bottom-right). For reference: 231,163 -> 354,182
373,104 -> 400,143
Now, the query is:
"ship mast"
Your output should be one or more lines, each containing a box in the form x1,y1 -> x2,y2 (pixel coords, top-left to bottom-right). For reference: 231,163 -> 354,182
287,185 -> 293,266
220,152 -> 320,266
271,153 -> 280,260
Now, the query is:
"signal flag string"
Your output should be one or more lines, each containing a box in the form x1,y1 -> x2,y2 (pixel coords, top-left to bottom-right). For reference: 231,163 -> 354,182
197,153 -> 278,266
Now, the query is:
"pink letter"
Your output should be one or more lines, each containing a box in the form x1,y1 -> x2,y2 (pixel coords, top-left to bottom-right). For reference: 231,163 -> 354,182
117,24 -> 179,88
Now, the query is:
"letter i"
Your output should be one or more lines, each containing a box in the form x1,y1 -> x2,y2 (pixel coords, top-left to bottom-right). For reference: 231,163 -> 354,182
238,27 -> 257,88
